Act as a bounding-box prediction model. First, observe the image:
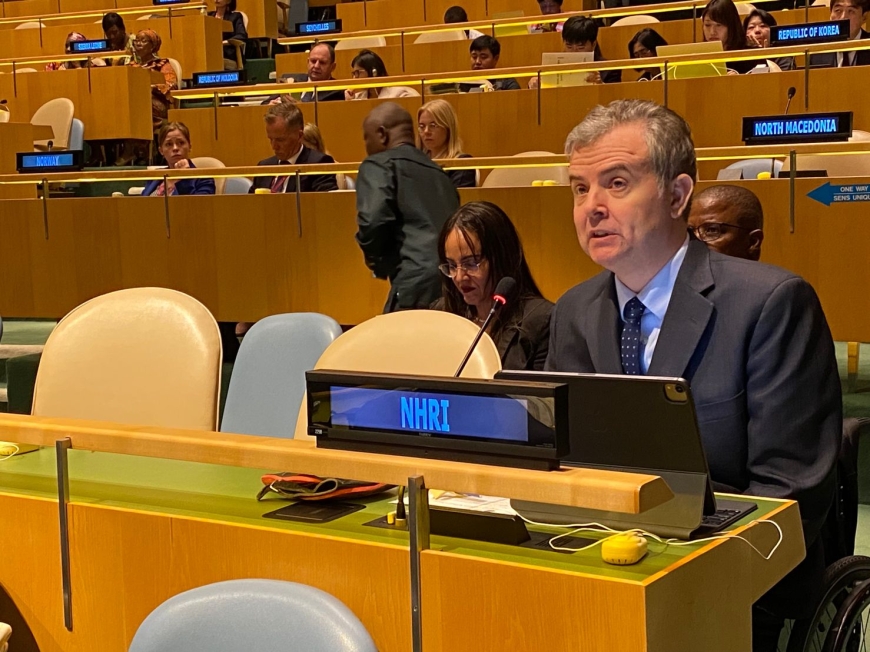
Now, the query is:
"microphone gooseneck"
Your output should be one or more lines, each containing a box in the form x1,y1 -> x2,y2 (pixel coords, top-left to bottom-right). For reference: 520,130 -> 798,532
454,277 -> 517,377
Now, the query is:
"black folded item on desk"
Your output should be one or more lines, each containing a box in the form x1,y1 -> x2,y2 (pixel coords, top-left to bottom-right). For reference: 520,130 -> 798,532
257,472 -> 393,502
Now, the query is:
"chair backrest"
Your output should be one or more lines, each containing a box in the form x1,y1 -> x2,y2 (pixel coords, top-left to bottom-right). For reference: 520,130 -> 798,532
850,129 -> 870,142
781,153 -> 870,176
0,622 -> 10,652
723,158 -> 783,179
611,14 -> 659,25
31,98 -> 74,149
239,10 -> 249,28
220,313 -> 342,438
32,287 -> 222,430
0,106 -> 9,123
293,310 -> 501,439
334,36 -> 386,50
763,59 -> 783,72
191,156 -> 226,194
735,1 -> 755,14
68,118 -> 84,150
482,151 -> 569,187
413,29 -> 466,44
223,176 -> 253,194
15,21 -> 44,29
168,57 -> 182,85
128,579 -> 377,652
15,68 -> 38,73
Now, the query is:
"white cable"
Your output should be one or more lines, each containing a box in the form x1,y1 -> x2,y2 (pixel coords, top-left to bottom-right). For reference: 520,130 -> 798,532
0,443 -> 19,461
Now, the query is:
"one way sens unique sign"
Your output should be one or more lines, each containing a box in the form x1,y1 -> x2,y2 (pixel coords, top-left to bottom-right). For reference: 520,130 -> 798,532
808,182 -> 870,206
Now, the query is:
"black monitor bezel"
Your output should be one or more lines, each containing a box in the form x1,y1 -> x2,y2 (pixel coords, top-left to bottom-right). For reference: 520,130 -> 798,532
742,111 -> 853,145
192,69 -> 249,87
17,150 -> 84,174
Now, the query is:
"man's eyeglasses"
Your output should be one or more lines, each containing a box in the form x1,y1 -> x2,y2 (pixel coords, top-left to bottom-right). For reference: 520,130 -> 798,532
693,222 -> 753,242
438,259 -> 484,277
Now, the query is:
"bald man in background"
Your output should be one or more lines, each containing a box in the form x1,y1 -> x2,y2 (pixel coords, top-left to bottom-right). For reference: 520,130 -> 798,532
688,185 -> 764,261
355,103 -> 460,312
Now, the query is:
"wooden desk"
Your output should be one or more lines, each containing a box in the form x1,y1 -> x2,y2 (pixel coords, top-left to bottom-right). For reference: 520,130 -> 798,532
0,122 -> 37,198
0,14 -> 224,79
0,66 -> 155,140
0,415 -> 803,652
0,180 -> 867,341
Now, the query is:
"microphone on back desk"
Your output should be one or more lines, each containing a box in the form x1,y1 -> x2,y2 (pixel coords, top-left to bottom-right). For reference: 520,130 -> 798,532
454,276 -> 517,378
769,87 -> 797,178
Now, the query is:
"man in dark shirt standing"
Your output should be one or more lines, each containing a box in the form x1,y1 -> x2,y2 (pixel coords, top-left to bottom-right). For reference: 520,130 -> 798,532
355,103 -> 460,313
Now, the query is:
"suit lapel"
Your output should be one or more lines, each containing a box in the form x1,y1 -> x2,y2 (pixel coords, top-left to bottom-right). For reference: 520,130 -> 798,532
647,240 -> 715,377
587,280 -> 622,374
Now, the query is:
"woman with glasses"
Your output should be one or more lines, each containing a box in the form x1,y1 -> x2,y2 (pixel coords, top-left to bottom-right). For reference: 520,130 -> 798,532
434,201 -> 553,370
628,28 -> 668,81
344,49 -> 418,100
416,99 -> 476,188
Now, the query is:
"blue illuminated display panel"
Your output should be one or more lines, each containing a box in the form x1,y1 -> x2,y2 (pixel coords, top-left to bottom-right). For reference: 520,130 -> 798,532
770,20 -> 849,46
329,386 -> 531,442
743,112 -> 852,144
192,70 -> 246,86
69,39 -> 110,52
296,19 -> 342,34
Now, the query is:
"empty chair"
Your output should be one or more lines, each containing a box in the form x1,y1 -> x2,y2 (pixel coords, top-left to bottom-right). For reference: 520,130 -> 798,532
611,14 -> 659,26
191,156 -> 226,194
128,579 -> 377,652
721,158 -> 783,179
293,310 -> 501,438
68,118 -> 84,150
220,313 -> 342,438
849,129 -> 870,142
14,21 -> 45,29
0,104 -> 9,123
482,151 -> 569,187
32,288 -> 222,431
224,176 -> 253,194
414,29 -> 467,44
735,1 -> 755,14
30,98 -> 74,150
334,36 -> 386,51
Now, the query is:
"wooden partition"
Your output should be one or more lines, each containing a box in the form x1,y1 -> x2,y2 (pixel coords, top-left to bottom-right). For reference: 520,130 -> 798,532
0,14 -> 223,77
0,122 -> 38,198
0,66 -> 155,140
0,179 -> 868,341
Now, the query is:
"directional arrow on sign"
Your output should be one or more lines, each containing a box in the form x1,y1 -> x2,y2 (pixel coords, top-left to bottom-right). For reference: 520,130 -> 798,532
807,182 -> 870,206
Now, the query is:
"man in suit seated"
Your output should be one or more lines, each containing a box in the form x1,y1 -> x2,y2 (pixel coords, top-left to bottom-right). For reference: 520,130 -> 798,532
547,99 -> 841,652
249,101 -> 338,193
688,185 -> 764,261
809,0 -> 870,67
284,42 -> 345,102
462,35 -> 521,91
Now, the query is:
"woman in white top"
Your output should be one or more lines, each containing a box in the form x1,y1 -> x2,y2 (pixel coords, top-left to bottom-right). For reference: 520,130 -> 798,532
344,49 -> 418,100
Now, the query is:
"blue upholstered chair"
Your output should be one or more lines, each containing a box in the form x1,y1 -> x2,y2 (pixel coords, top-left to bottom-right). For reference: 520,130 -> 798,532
219,313 -> 342,438
128,579 -> 377,652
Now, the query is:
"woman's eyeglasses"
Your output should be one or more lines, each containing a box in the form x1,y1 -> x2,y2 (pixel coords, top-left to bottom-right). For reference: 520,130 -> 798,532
438,259 -> 484,277
418,122 -> 444,133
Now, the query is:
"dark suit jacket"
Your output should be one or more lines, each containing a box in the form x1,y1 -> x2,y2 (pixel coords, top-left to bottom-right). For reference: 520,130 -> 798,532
287,73 -> 345,102
546,239 -> 841,548
209,10 -> 247,62
447,153 -> 476,189
809,30 -> 870,68
142,161 -> 215,196
356,144 -> 460,312
594,47 -> 622,84
248,146 -> 339,193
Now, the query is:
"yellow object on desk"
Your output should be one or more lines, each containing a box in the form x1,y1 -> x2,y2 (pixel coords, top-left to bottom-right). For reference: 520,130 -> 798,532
601,532 -> 648,565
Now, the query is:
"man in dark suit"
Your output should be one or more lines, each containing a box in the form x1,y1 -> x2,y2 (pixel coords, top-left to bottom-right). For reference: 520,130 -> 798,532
249,100 -> 338,193
355,103 -> 460,312
809,0 -> 870,67
285,42 -> 345,102
547,99 -> 840,652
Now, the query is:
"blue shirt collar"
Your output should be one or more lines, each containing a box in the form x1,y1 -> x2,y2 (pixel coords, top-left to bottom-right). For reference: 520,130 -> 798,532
614,235 -> 690,321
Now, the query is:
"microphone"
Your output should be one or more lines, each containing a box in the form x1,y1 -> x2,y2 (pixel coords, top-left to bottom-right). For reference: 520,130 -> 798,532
47,140 -> 54,151
769,87 -> 797,178
454,276 -> 517,378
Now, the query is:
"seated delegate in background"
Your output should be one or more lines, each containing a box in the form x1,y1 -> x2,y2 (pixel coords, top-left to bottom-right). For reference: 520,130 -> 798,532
744,9 -> 795,70
444,5 -> 485,39
416,100 -> 475,189
249,101 -> 338,193
208,0 -> 247,70
45,32 -> 106,70
142,122 -> 215,196
466,36 -> 520,91
809,0 -> 870,68
303,122 -> 353,190
284,42 -> 344,102
130,29 -> 177,131
102,12 -> 138,65
688,185 -> 764,261
434,201 -> 553,370
702,0 -> 757,74
344,50 -> 418,100
628,28 -> 668,81
529,0 -> 565,33
528,16 -> 621,88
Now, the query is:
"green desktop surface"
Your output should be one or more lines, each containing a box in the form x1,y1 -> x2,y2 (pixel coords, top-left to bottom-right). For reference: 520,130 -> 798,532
0,447 -> 783,582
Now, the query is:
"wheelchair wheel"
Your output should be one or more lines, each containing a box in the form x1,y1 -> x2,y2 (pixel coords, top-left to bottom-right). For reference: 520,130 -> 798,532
787,556 -> 870,652
821,577 -> 870,652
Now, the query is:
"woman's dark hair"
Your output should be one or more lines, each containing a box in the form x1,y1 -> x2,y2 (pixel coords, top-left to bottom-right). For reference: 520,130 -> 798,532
628,27 -> 668,58
743,7 -> 776,32
226,0 -> 238,12
101,12 -> 126,32
701,0 -> 745,51
351,49 -> 389,77
437,201 -> 544,339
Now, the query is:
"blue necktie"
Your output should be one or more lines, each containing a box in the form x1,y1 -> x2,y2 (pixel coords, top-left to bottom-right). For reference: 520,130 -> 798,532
621,297 -> 646,375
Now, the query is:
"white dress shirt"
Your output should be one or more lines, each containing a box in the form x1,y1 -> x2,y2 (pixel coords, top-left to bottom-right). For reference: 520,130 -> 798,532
273,143 -> 304,193
614,236 -> 689,373
838,30 -> 861,67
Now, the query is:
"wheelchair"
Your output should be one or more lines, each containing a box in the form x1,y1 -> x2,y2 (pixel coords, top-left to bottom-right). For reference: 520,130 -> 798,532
783,418 -> 870,652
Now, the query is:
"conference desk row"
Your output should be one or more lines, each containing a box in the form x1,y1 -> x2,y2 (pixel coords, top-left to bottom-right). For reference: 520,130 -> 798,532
0,414 -> 803,652
0,178 -> 867,340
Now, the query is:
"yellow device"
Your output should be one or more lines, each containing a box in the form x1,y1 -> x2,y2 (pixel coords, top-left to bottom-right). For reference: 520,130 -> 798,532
601,533 -> 648,566
0,442 -> 39,457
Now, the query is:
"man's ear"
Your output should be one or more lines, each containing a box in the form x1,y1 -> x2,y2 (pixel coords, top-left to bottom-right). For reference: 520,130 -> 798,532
670,173 -> 694,220
748,229 -> 764,260
378,125 -> 389,146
